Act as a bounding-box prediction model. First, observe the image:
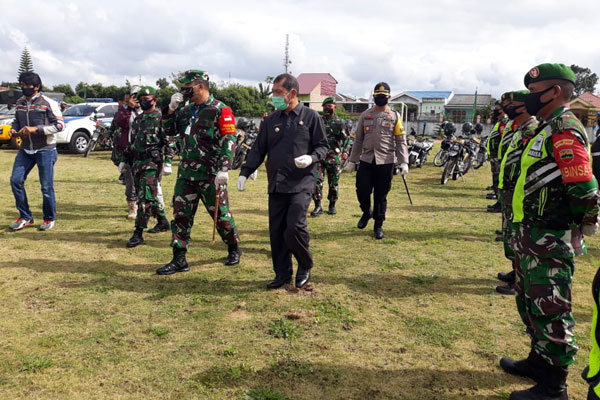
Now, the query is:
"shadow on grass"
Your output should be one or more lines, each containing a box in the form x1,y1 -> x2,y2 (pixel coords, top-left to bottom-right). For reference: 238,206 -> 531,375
313,227 -> 493,243
192,360 -> 516,400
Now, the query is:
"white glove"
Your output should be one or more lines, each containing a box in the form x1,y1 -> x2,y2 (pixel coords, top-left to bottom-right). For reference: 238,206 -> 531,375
162,163 -> 172,176
215,170 -> 229,186
250,170 -> 258,181
237,175 -> 247,191
344,162 -> 356,172
400,163 -> 409,176
294,155 -> 313,169
169,93 -> 184,111
582,222 -> 599,236
118,162 -> 126,173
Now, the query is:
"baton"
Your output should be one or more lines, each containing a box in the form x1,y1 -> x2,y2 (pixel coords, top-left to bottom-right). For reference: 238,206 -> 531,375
401,175 -> 413,206
212,186 -> 221,245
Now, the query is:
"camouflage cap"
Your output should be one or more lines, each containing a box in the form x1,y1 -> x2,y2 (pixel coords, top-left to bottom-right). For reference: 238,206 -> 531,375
524,63 -> 576,87
511,89 -> 530,102
322,96 -> 335,106
373,82 -> 391,96
137,86 -> 156,97
178,70 -> 210,85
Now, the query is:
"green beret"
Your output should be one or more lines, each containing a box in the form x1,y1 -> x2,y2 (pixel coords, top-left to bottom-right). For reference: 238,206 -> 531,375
511,90 -> 530,102
137,86 -> 156,96
501,92 -> 512,102
322,96 -> 335,106
178,70 -> 209,85
524,63 -> 576,87
494,100 -> 501,106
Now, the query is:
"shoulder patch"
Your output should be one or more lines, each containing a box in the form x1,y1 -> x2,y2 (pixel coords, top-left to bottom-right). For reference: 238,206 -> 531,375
218,107 -> 236,136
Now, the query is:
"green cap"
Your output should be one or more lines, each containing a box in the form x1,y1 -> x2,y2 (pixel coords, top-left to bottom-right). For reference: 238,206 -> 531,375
137,86 -> 156,96
511,90 -> 530,102
501,92 -> 512,102
322,96 -> 335,106
178,70 -> 209,85
494,100 -> 501,106
524,63 -> 576,87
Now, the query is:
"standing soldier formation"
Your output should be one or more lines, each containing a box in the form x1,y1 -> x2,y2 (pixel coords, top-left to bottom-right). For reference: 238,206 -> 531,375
486,101 -> 508,213
310,96 -> 351,217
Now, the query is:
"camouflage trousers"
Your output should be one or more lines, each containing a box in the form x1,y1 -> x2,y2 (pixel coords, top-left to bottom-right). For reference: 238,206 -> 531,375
133,165 -> 165,229
171,170 -> 239,249
500,189 -> 515,261
512,224 -> 578,366
313,161 -> 342,203
583,268 -> 600,399
490,159 -> 500,192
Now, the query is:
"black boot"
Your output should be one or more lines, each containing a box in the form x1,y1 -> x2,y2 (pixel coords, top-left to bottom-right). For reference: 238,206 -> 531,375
498,270 -> 516,283
126,228 -> 144,248
224,244 -> 242,266
327,201 -> 337,215
500,350 -> 547,383
486,192 -> 498,200
357,209 -> 372,229
487,202 -> 501,213
509,363 -> 568,400
156,248 -> 190,275
147,216 -> 170,234
374,220 -> 384,240
496,283 -> 516,295
310,201 -> 323,217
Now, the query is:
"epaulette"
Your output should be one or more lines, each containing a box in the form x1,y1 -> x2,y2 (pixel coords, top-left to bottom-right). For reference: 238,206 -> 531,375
551,110 -> 587,145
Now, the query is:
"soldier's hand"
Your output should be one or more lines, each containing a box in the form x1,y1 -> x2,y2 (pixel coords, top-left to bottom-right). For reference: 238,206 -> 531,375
582,222 -> 599,236
215,170 -> 229,185
294,155 -> 313,169
341,152 -> 348,160
162,163 -> 172,176
169,93 -> 184,111
400,163 -> 409,177
344,162 -> 356,172
236,175 -> 247,191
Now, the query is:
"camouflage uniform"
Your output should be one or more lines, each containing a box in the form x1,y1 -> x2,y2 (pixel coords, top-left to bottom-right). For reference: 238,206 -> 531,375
313,114 -> 351,203
130,109 -> 175,229
162,94 -> 239,249
511,107 -> 599,367
486,115 -> 509,193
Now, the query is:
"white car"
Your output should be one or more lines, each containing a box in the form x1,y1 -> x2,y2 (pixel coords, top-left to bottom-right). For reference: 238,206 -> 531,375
57,102 -> 118,154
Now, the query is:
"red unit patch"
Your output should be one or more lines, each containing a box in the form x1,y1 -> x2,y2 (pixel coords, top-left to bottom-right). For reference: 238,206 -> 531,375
553,130 -> 593,183
218,107 -> 236,136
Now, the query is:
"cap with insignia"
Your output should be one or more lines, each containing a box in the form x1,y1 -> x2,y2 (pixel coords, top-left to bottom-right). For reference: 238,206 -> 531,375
373,82 -> 391,96
178,70 -> 210,85
511,90 -> 530,102
137,86 -> 156,97
322,96 -> 335,106
524,63 -> 576,87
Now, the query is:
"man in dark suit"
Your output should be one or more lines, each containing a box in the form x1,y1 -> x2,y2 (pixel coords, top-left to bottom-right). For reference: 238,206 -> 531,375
237,73 -> 328,289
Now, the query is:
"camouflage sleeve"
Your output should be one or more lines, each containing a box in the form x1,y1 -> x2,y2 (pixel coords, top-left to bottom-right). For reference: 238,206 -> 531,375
342,122 -> 352,154
162,107 -> 185,136
159,123 -> 176,164
216,106 -> 237,171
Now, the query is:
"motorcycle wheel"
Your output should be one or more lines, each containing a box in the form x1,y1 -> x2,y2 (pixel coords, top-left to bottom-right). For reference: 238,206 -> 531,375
84,139 -> 97,157
473,152 -> 485,169
441,159 -> 455,185
433,150 -> 447,167
408,154 -> 417,168
462,155 -> 472,175
419,153 -> 428,168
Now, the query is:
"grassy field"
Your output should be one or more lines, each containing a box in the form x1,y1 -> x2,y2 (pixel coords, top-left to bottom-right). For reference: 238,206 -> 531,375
0,146 -> 598,400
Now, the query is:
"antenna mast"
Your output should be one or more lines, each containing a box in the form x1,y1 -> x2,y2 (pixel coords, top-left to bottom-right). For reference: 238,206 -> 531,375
283,34 -> 292,74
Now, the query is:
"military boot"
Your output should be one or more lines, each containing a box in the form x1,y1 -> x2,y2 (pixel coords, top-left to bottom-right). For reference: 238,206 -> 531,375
225,244 -> 242,266
487,202 -> 502,213
357,209 -> 373,229
327,201 -> 337,215
156,248 -> 190,275
498,270 -> 516,283
126,228 -> 144,248
496,283 -> 516,295
148,216 -> 170,234
310,201 -> 323,217
127,201 -> 137,220
509,364 -> 568,400
374,220 -> 384,240
500,350 -> 547,383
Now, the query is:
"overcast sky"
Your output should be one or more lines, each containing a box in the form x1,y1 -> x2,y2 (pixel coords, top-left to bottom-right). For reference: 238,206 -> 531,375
1,0 -> 599,98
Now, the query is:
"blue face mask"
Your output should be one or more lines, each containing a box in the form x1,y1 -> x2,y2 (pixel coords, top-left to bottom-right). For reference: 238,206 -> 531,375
271,96 -> 289,111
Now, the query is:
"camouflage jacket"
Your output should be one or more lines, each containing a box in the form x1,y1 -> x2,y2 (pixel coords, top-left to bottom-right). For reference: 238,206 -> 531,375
512,108 -> 599,229
499,117 -> 538,193
129,109 -> 175,169
321,114 -> 351,164
486,116 -> 508,160
162,95 -> 236,177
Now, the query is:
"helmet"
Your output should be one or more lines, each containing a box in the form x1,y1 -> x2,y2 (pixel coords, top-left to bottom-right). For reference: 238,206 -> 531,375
461,122 -> 473,134
236,117 -> 250,130
474,123 -> 483,134
444,122 -> 456,136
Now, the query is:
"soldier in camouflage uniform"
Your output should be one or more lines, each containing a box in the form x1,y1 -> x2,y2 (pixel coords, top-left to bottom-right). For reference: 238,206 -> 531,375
486,101 -> 509,212
126,86 -> 175,248
157,70 -> 241,275
499,64 -> 599,400
310,97 -> 351,217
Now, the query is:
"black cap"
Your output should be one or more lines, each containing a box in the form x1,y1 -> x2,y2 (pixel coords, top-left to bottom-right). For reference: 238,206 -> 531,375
373,82 -> 390,96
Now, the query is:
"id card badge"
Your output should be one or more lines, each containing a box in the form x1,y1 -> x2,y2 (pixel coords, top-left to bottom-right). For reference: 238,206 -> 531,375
184,125 -> 191,136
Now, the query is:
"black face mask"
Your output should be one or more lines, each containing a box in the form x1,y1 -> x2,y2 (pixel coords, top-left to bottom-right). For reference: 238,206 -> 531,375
22,87 -> 36,97
140,99 -> 154,110
492,109 -> 500,118
323,109 -> 333,116
525,86 -> 555,116
505,105 -> 524,120
374,95 -> 388,107
181,86 -> 195,100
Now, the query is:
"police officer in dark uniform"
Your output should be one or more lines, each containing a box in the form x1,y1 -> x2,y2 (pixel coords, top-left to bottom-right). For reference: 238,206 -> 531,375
237,73 -> 328,289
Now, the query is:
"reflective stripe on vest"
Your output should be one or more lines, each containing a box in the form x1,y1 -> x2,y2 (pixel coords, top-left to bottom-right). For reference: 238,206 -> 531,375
498,129 -> 522,190
486,122 -> 500,155
498,121 -> 514,160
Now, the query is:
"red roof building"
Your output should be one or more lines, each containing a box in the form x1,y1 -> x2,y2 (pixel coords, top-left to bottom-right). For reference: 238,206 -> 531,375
297,73 -> 338,111
570,92 -> 600,126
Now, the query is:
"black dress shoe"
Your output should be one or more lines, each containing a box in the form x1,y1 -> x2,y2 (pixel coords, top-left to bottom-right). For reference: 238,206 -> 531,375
126,228 -> 144,248
295,269 -> 311,288
156,248 -> 189,275
497,270 -> 516,283
496,284 -> 516,295
495,235 -> 503,242
495,229 -> 503,235
486,185 -> 494,190
357,210 -> 372,229
147,216 -> 170,234
224,245 -> 242,266
487,203 -> 501,213
486,193 -> 498,200
327,202 -> 337,215
310,202 -> 323,217
374,221 -> 384,240
267,276 -> 292,289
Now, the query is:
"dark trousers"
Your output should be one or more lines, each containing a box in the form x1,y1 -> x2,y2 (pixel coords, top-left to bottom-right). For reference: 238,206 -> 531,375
356,160 -> 394,222
268,192 -> 313,278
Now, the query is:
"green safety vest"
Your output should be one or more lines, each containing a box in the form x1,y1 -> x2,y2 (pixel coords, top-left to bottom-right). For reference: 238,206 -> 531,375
497,120 -> 515,160
486,121 -> 500,156
498,118 -> 538,191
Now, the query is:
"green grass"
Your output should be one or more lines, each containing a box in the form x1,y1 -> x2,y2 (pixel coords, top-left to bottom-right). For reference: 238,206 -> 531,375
0,147 -> 598,399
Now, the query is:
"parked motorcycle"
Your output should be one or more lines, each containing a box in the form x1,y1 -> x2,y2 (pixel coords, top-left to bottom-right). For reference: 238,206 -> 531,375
440,122 -> 471,184
232,117 -> 258,170
407,127 -> 434,168
472,123 -> 488,169
84,112 -> 113,157
433,121 -> 454,167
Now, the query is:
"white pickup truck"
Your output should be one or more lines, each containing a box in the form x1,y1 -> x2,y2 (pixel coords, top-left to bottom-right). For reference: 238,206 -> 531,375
57,102 -> 118,153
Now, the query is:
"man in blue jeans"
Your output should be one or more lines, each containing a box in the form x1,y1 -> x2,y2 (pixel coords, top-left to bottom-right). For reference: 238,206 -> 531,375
9,71 -> 64,231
